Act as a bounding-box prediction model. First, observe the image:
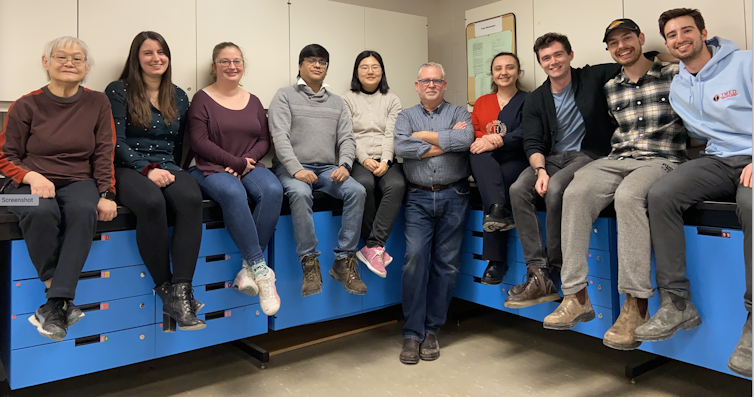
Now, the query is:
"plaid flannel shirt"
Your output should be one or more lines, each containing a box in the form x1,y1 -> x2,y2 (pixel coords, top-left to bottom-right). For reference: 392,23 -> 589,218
604,58 -> 687,163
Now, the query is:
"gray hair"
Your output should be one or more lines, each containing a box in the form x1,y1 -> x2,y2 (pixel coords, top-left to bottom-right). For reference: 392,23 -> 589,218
42,36 -> 94,82
417,62 -> 445,80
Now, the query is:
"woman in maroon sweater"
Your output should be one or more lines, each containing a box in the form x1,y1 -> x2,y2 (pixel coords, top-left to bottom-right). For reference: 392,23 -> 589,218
186,42 -> 283,316
0,36 -> 117,342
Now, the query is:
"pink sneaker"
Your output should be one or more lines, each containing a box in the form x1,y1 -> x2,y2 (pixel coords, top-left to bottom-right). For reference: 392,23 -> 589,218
356,246 -> 387,278
382,250 -> 393,267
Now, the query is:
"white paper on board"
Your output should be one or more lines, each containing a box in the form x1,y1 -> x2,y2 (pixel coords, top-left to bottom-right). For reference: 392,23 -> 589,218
474,16 -> 503,38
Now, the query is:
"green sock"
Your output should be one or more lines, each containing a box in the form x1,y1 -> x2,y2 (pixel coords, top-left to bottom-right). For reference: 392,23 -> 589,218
249,260 -> 269,278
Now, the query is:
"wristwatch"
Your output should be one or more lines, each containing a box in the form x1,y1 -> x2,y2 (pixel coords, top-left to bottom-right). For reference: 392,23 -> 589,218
533,167 -> 546,176
100,191 -> 116,201
340,163 -> 352,172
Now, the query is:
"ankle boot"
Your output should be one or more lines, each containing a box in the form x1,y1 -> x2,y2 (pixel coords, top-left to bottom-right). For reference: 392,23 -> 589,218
163,282 -> 206,332
543,288 -> 595,330
481,261 -> 508,285
728,314 -> 752,377
603,295 -> 649,351
155,282 -> 204,315
301,256 -> 323,297
483,203 -> 515,232
505,266 -> 560,308
635,289 -> 701,342
330,253 -> 367,295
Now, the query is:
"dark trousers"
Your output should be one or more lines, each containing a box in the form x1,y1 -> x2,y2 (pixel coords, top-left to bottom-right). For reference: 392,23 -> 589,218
115,168 -> 203,286
648,155 -> 752,312
509,151 -> 592,269
470,150 -> 528,261
402,182 -> 470,341
6,179 -> 99,300
351,162 -> 406,248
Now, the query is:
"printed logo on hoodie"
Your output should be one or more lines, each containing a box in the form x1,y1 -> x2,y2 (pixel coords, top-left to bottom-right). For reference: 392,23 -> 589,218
713,90 -> 738,102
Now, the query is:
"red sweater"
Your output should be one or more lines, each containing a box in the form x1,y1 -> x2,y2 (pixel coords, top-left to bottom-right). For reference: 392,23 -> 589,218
0,86 -> 116,193
471,93 -> 502,139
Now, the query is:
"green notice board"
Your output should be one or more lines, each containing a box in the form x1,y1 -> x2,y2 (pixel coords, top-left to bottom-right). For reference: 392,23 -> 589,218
467,14 -> 516,105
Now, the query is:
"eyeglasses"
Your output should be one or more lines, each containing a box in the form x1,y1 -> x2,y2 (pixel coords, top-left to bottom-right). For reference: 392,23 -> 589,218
52,55 -> 86,66
418,78 -> 444,87
305,57 -> 328,67
216,59 -> 245,67
359,65 -> 382,72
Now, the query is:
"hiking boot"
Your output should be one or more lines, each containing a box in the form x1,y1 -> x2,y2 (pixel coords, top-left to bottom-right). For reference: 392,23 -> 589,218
65,300 -> 84,327
505,266 -> 560,308
399,338 -> 420,365
728,313 -> 752,377
301,256 -> 323,297
635,289 -> 701,342
420,333 -> 440,361
255,268 -> 281,316
543,288 -> 595,330
357,246 -> 387,278
330,253 -> 367,295
603,295 -> 648,351
28,299 -> 67,342
233,266 -> 260,297
480,261 -> 508,285
483,203 -> 515,232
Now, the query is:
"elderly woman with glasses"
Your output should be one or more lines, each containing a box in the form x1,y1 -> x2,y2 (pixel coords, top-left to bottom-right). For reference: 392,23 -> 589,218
185,42 -> 283,316
0,36 -> 117,341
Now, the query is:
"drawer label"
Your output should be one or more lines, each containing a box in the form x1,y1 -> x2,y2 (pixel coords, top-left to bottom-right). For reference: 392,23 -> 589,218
225,310 -> 231,317
100,335 -> 109,343
100,303 -> 109,310
101,234 -> 110,241
101,271 -> 110,278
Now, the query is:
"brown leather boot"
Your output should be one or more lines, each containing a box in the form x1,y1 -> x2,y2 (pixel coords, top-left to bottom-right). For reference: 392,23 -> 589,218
603,295 -> 649,350
504,266 -> 560,308
543,288 -> 595,330
301,256 -> 323,297
329,253 -> 367,295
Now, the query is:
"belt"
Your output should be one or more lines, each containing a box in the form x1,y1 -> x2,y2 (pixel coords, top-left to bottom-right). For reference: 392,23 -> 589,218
408,179 -> 465,192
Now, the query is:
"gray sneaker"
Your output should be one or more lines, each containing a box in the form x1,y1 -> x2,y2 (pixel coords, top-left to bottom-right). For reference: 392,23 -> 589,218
28,300 -> 67,342
635,289 -> 701,342
728,314 -> 752,377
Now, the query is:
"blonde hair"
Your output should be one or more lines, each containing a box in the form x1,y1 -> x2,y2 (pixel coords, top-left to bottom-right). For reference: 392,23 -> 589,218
210,42 -> 244,83
42,36 -> 93,82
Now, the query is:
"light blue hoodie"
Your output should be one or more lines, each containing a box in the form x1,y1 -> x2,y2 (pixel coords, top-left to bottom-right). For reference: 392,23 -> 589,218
670,37 -> 752,158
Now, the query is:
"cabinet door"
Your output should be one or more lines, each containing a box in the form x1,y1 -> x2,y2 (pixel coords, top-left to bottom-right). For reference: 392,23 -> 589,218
78,0 -> 197,98
196,0 -> 290,108
289,0 -> 365,96
0,0 -> 77,103
364,8 -> 427,109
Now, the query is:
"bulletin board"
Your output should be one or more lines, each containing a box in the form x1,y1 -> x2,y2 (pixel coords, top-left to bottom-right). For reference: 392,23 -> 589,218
466,14 -> 516,105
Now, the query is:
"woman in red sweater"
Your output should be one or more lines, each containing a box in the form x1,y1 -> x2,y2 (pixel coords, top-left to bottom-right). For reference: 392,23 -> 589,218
469,52 -> 529,285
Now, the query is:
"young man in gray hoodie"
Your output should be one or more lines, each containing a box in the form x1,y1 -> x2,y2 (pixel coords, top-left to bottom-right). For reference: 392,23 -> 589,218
269,44 -> 367,297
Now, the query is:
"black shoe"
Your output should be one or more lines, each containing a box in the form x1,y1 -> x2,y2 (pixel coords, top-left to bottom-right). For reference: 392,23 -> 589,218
65,300 -> 85,327
419,333 -> 440,361
482,204 -> 515,232
480,261 -> 508,285
28,299 -> 67,342
399,339 -> 420,364
154,282 -> 204,314
162,283 -> 206,332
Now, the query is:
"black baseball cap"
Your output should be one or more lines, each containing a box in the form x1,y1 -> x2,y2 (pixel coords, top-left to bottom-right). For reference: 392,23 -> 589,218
603,19 -> 641,42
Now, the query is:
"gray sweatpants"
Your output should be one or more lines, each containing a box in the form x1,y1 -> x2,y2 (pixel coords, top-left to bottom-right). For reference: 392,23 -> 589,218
560,158 -> 677,298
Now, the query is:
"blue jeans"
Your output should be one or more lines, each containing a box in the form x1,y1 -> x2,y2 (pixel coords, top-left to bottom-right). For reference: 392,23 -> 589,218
402,182 -> 470,342
273,164 -> 366,261
189,166 -> 283,264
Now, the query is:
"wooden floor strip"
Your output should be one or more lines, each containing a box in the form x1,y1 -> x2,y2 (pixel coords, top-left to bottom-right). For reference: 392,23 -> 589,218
269,320 -> 398,356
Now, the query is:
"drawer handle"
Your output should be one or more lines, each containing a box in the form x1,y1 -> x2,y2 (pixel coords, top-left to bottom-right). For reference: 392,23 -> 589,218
471,231 -> 483,238
596,256 -> 601,262
75,334 -> 101,347
697,227 -> 730,238
472,254 -> 484,261
204,310 -> 228,321
593,228 -> 598,234
78,302 -> 101,313
92,233 -> 110,241
79,270 -> 101,280
205,221 -> 225,230
598,313 -> 603,319
597,284 -> 602,291
206,254 -> 227,263
205,281 -> 226,291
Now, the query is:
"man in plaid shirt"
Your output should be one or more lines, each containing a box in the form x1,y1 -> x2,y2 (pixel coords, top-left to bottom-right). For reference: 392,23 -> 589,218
543,19 -> 687,350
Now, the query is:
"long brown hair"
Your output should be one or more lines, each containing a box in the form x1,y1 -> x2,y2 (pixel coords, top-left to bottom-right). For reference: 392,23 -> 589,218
119,31 -> 178,129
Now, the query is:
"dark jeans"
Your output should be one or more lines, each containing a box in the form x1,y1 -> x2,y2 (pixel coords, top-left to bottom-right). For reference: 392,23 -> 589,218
470,150 -> 528,261
351,162 -> 406,248
509,151 -> 592,269
115,167 -> 203,286
648,155 -> 752,312
402,182 -> 470,342
189,167 -> 283,264
6,179 -> 99,300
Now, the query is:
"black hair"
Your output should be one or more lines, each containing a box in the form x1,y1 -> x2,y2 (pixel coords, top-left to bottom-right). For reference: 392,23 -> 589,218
349,50 -> 390,94
297,44 -> 329,78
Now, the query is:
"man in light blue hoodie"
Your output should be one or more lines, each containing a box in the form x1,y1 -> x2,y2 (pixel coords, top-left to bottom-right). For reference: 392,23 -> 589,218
635,8 -> 752,378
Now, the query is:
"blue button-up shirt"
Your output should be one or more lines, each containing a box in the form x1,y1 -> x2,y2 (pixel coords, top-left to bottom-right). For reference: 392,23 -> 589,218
394,100 -> 474,186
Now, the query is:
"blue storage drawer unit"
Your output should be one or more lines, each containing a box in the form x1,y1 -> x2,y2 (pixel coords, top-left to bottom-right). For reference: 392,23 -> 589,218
155,282 -> 259,322
362,210 -> 405,312
199,224 -> 242,257
193,252 -> 244,286
454,274 -> 518,315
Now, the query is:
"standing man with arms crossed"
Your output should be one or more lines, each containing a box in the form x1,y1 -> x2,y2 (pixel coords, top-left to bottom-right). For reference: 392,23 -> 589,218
547,20 -> 686,350
394,62 -> 474,364
635,8 -> 752,378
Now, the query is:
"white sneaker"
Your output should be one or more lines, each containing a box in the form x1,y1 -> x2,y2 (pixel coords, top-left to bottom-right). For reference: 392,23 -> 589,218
255,268 -> 281,316
233,266 -> 259,297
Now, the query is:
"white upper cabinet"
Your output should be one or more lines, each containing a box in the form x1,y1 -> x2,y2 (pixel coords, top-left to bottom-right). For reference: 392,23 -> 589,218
289,0 -> 366,96
364,8 -> 428,108
196,0 -> 290,108
78,0 -> 197,98
0,0 -> 77,103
